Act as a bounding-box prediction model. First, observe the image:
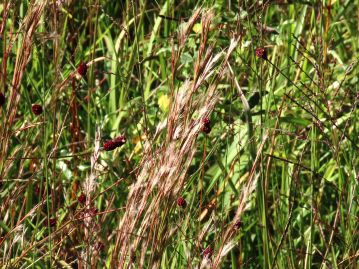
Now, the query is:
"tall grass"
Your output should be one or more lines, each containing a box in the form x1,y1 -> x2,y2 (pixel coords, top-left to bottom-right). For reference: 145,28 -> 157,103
0,1 -> 358,268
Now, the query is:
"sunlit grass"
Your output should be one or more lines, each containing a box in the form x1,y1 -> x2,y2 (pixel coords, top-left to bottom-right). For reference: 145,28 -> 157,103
0,1 -> 357,268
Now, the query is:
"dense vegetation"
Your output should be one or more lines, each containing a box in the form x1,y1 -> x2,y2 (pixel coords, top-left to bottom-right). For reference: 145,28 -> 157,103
0,1 -> 358,268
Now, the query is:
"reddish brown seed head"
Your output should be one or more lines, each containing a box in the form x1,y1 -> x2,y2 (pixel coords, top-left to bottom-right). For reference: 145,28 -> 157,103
77,62 -> 88,77
0,92 -> 5,107
255,47 -> 267,59
32,104 -> 43,115
47,218 -> 57,227
177,197 -> 187,208
203,246 -> 213,258
78,192 -> 86,204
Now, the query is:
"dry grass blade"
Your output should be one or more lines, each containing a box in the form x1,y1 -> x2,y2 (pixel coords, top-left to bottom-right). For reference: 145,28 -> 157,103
1,2 -> 357,268
0,1 -> 47,175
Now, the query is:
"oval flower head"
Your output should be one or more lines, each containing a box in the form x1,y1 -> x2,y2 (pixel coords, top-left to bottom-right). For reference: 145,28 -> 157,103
255,47 -> 267,60
103,135 -> 126,151
32,104 -> 43,115
177,196 -> 187,208
113,135 -> 126,147
103,140 -> 119,151
201,117 -> 211,134
77,62 -> 88,77
78,192 -> 86,204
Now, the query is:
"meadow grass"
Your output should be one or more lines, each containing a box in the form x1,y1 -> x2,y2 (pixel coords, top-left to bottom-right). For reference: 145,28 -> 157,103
0,1 -> 358,268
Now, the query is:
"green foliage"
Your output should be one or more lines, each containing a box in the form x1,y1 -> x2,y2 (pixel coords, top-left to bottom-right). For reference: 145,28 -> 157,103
0,1 -> 357,268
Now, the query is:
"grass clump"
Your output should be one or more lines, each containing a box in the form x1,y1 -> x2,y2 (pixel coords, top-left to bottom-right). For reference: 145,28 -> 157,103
0,1 -> 358,268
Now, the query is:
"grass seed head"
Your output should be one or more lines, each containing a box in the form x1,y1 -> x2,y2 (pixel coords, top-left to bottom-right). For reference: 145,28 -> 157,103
32,104 -> 43,115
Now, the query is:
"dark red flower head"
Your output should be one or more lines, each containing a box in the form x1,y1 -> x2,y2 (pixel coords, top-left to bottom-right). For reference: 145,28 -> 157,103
103,135 -> 126,151
78,192 -> 86,204
103,140 -> 118,151
201,117 -> 211,134
114,135 -> 126,146
32,104 -> 43,115
0,92 -> 5,106
202,117 -> 211,126
77,62 -> 88,77
177,196 -> 187,208
202,125 -> 211,134
255,47 -> 267,59
47,218 -> 57,227
203,246 -> 213,258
